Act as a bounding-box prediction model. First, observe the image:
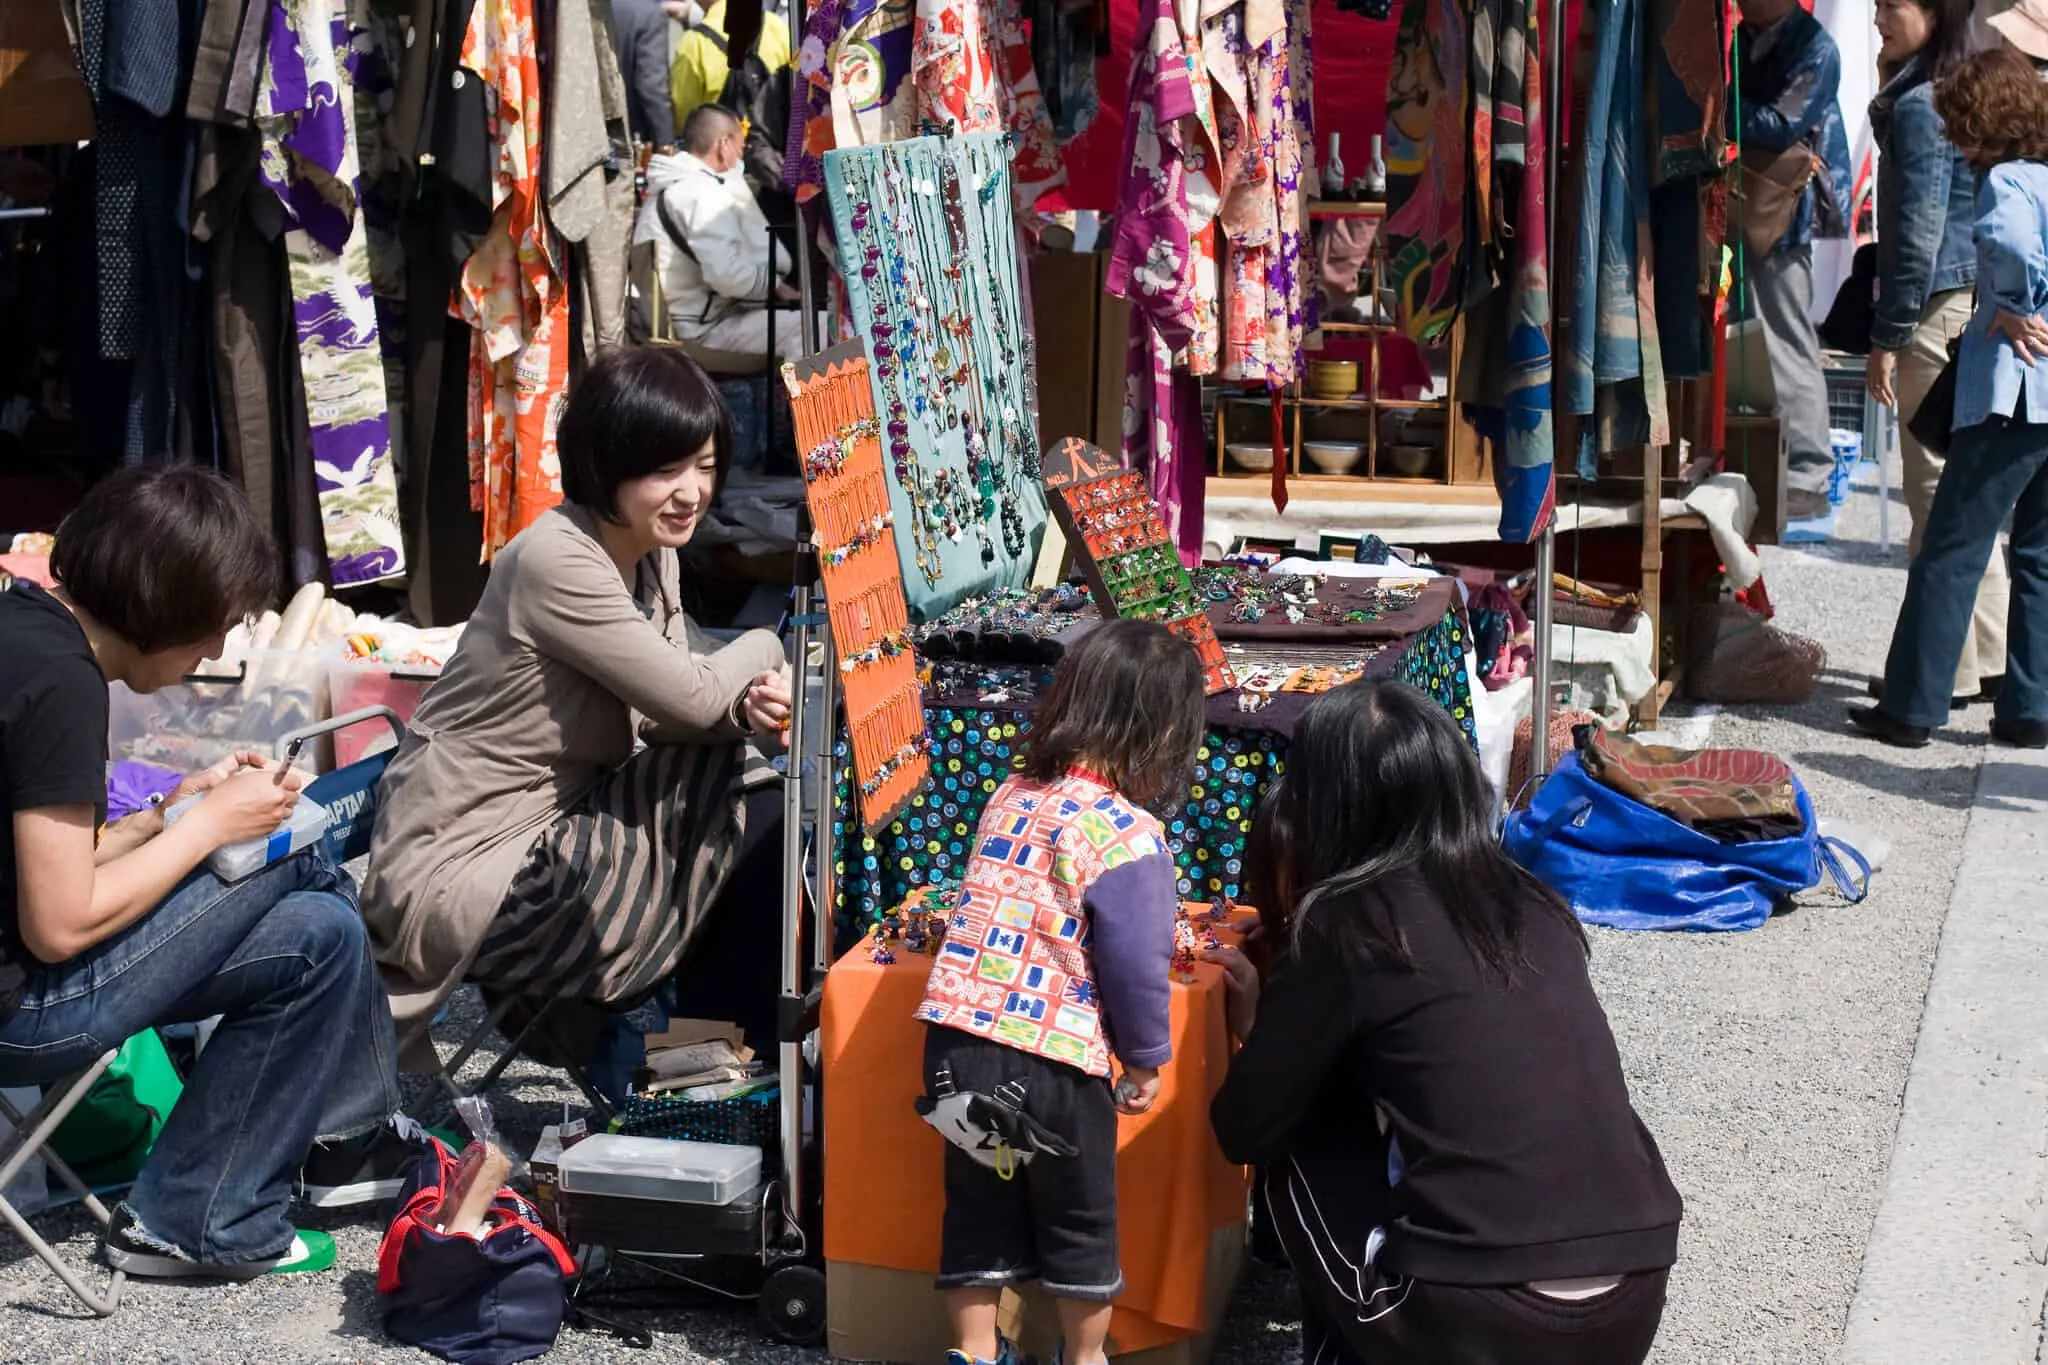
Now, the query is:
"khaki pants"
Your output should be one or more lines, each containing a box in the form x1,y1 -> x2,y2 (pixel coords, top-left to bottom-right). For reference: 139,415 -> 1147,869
1896,288 -> 2008,695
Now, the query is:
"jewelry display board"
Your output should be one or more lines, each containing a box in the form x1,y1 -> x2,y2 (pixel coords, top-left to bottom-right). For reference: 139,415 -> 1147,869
1041,440 -> 1236,696
785,341 -> 931,832
822,133 -> 1049,623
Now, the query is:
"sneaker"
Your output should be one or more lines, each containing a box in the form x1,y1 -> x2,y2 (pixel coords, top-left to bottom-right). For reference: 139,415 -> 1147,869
102,1205 -> 338,1280
946,1336 -> 1025,1365
299,1112 -> 440,1210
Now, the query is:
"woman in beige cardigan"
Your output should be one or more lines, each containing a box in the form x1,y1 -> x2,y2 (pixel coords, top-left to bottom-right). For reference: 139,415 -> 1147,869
361,347 -> 791,1077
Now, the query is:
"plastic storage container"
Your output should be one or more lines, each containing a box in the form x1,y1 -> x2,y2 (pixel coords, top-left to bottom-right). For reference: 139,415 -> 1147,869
108,649 -> 332,775
556,1134 -> 761,1206
327,661 -> 439,765
163,792 -> 333,881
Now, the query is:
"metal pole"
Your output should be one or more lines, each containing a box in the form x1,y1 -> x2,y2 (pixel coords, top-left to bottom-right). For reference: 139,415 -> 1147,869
778,554 -> 814,1237
1531,0 -> 1566,777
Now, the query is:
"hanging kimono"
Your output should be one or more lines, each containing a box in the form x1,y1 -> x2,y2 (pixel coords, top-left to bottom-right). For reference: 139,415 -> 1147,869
1494,0 -> 1555,540
1644,0 -> 1727,378
1558,0 -> 1667,477
911,0 -> 1065,207
455,0 -> 569,559
789,0 -> 845,201
1218,0 -> 1306,387
829,0 -> 920,150
256,0 -> 407,586
1382,0 -> 1469,342
1107,0 -> 1210,552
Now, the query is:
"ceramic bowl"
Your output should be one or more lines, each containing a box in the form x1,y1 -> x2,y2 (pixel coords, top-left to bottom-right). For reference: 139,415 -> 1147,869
1226,442 -> 1276,473
1304,440 -> 1365,475
1384,444 -> 1435,477
1307,360 -> 1361,400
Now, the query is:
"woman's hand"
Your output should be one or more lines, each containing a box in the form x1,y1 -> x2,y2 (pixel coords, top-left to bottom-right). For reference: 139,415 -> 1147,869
1866,348 -> 1897,408
167,749 -> 279,806
1990,309 -> 2048,365
191,768 -> 301,848
741,667 -> 793,744
1204,944 -> 1261,1042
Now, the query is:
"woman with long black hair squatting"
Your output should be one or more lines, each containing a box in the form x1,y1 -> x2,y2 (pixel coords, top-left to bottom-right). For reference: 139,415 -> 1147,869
1206,681 -> 1682,1364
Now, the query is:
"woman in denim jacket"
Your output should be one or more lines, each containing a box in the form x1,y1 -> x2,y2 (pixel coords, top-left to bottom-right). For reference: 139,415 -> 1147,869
1854,48 -> 2048,749
1868,0 -> 2005,707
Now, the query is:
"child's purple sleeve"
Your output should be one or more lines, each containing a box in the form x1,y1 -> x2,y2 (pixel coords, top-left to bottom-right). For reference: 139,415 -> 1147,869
1085,853 -> 1178,1069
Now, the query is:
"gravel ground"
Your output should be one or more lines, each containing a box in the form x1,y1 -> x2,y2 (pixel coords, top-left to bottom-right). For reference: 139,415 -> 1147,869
0,468 -> 1974,1363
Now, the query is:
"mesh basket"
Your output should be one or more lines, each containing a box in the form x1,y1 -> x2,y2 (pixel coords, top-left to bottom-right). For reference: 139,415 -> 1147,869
1684,602 -> 1827,706
610,1085 -> 780,1149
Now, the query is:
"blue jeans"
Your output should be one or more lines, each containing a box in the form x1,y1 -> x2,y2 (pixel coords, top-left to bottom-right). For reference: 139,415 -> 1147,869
1882,418 -> 2048,728
0,847 -> 399,1265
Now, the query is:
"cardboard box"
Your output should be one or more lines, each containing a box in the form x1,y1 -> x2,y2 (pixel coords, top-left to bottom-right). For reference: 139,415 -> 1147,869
825,1220 -> 1246,1365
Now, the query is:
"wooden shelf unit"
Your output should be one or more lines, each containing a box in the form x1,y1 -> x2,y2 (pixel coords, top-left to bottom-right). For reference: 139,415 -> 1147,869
1210,201 -> 1490,498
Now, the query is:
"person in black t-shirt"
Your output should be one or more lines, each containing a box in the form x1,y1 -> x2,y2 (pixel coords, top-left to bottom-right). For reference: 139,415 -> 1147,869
1206,682 -> 1682,1365
0,468 -> 405,1281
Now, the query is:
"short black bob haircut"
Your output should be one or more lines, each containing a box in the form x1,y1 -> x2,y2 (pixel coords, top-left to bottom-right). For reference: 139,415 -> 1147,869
1018,618 -> 1206,809
51,465 -> 277,654
558,345 -> 734,519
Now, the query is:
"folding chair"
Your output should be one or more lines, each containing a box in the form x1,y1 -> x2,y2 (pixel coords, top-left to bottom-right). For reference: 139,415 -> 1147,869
285,710 -> 617,1125
0,1055 -> 126,1316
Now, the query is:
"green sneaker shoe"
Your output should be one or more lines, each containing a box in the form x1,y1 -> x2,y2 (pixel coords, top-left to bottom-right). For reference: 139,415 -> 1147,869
103,1206 -> 338,1279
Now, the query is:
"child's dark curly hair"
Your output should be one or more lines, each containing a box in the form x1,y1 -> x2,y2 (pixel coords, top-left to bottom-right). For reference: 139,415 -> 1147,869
1934,47 -> 2048,164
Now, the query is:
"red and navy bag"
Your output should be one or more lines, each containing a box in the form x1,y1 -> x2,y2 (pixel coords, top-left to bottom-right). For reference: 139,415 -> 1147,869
376,1139 -> 579,1365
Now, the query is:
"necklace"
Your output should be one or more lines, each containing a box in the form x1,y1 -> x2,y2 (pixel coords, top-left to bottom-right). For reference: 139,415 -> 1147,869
850,156 -> 972,585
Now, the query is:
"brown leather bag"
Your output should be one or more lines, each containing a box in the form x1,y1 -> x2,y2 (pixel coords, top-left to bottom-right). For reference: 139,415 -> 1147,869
1738,142 -> 1820,256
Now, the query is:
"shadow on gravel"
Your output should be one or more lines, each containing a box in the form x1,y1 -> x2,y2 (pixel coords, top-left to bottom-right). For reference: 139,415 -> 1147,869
1791,749 -> 1998,812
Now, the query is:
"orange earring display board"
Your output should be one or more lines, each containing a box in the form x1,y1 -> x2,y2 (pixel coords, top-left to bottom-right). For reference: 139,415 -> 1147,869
1042,439 -> 1236,696
786,343 -> 932,832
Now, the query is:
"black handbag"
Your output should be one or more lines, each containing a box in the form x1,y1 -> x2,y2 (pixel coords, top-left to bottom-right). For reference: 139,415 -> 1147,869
1908,345 -> 1961,457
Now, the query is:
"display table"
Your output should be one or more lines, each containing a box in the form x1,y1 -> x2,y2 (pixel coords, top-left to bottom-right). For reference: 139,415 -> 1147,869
820,932 -> 1251,1363
832,599 -> 1473,929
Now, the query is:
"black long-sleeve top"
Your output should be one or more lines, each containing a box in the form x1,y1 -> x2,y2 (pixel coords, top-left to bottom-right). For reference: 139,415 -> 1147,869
1211,868 -> 1682,1286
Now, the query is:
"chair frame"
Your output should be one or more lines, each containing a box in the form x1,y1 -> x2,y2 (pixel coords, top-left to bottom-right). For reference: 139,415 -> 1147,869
0,1051 -> 127,1316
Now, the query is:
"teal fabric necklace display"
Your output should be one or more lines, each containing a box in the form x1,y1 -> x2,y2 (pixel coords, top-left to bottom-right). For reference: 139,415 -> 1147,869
826,133 -> 1048,622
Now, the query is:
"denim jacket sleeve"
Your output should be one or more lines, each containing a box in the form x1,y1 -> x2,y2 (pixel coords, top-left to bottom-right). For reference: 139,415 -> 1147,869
1871,92 -> 1953,352
1976,168 -> 2048,318
1740,31 -> 1840,153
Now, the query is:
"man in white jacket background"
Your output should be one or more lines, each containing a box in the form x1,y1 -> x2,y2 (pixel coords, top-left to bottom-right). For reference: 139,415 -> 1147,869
635,105 -> 818,361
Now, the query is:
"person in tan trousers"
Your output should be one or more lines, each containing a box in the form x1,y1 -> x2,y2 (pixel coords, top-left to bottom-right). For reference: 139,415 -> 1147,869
1868,0 -> 2007,704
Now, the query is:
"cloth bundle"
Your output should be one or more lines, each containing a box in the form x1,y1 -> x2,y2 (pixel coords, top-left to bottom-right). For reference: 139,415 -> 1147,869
1575,727 -> 1802,844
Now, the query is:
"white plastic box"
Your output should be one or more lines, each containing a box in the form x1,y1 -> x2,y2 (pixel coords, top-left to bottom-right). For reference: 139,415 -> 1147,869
557,1134 -> 762,1206
163,793 -> 332,882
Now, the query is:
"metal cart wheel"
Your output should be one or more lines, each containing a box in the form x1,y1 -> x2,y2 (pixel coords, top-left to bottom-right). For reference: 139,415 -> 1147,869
758,1263 -> 827,1345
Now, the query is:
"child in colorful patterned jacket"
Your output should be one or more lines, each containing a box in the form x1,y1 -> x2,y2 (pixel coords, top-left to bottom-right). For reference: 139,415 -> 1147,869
913,618 -> 1208,1365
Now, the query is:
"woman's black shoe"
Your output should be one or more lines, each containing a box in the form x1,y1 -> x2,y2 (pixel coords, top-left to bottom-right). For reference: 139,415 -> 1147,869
1847,705 -> 1931,748
1865,678 -> 1967,711
1991,717 -> 2048,749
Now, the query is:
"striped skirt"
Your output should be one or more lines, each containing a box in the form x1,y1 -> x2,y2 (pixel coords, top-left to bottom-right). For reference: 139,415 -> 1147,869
471,740 -> 749,1006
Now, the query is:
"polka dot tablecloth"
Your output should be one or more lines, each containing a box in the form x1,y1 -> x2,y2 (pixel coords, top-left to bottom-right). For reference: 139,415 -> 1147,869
830,610 -> 1474,937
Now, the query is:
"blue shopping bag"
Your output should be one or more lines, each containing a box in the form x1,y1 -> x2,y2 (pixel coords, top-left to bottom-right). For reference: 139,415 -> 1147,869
1501,752 -> 1870,932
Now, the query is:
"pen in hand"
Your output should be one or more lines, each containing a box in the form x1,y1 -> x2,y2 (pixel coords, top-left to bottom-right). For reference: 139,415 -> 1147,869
274,738 -> 304,788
